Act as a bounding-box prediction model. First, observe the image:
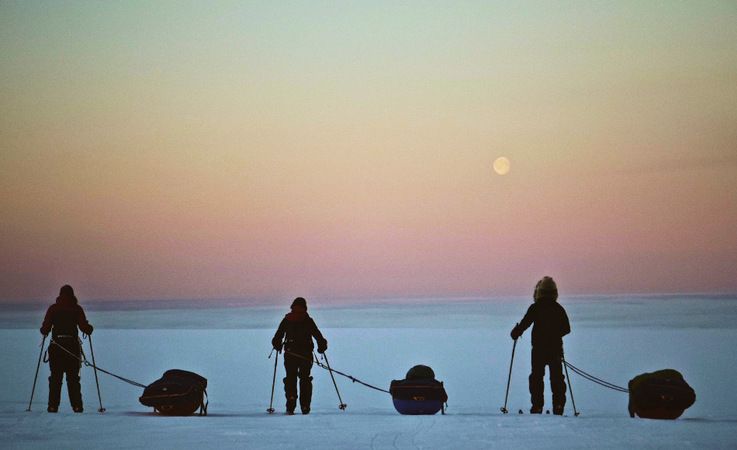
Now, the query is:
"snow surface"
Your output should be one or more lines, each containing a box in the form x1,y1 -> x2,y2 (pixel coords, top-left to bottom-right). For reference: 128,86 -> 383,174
1,296 -> 736,449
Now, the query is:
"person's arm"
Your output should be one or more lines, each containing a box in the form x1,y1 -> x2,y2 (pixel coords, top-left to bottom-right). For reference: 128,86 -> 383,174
519,305 -> 535,332
271,319 -> 286,350
77,306 -> 93,335
311,319 -> 328,353
511,305 -> 535,339
40,305 -> 54,335
560,306 -> 570,337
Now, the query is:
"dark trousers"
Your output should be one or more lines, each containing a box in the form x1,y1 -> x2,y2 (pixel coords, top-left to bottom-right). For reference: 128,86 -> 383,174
529,346 -> 566,408
48,340 -> 82,409
283,352 -> 313,412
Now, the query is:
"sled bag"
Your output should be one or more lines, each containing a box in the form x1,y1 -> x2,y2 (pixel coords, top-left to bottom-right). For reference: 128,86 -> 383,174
628,369 -> 695,419
139,369 -> 208,416
390,378 -> 448,415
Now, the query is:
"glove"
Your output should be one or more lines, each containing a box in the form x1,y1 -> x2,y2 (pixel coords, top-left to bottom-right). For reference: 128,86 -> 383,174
317,340 -> 328,354
271,337 -> 283,351
510,326 -> 522,340
82,324 -> 94,335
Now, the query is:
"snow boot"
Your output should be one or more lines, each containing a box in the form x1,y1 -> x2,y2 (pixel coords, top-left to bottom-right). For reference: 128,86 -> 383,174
47,406 -> 58,413
530,405 -> 543,414
553,405 -> 564,416
286,393 -> 297,415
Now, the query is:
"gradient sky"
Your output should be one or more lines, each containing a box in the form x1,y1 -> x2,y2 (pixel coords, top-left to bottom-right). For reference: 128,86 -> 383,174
1,1 -> 736,302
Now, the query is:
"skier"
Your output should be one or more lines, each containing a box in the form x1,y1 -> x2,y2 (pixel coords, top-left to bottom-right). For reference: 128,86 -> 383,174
40,285 -> 94,413
271,297 -> 328,415
510,276 -> 570,415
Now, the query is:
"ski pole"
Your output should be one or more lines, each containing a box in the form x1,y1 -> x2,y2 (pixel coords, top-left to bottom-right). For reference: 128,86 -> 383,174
562,354 -> 579,417
267,346 -> 280,414
500,329 -> 518,414
319,352 -> 347,410
26,335 -> 47,412
87,335 -> 106,413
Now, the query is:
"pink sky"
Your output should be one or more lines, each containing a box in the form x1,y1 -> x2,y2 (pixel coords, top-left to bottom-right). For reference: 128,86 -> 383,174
1,2 -> 736,301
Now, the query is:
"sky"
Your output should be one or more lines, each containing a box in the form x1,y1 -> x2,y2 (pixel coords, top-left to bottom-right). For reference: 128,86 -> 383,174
1,1 -> 736,302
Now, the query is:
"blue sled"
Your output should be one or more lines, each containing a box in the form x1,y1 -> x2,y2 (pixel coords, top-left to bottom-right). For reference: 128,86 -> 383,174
390,378 -> 448,415
392,398 -> 444,415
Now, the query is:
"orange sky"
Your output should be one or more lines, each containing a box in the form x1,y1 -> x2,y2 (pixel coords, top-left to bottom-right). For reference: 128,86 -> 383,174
1,2 -> 736,301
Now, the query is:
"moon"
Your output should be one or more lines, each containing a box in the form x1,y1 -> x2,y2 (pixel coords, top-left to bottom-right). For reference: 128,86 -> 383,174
493,157 -> 511,175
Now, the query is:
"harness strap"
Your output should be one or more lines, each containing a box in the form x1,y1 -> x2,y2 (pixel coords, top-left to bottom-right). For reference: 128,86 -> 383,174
283,350 -> 391,395
199,390 -> 209,416
563,359 -> 629,393
48,338 -> 147,389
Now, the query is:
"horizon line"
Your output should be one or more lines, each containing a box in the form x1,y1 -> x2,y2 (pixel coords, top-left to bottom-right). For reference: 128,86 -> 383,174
2,291 -> 736,306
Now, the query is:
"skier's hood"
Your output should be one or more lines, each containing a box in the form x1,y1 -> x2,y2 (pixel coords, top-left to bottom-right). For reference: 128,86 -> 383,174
285,306 -> 309,322
56,294 -> 78,307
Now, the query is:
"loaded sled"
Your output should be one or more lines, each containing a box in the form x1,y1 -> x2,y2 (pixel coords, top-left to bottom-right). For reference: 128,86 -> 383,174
628,369 -> 695,419
139,369 -> 208,416
390,365 -> 448,415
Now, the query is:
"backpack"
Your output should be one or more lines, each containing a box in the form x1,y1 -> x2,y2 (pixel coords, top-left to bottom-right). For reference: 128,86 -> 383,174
139,369 -> 208,416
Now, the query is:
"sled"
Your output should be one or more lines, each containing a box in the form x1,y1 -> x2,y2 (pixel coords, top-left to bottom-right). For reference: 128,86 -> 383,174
390,365 -> 448,415
139,369 -> 208,416
628,369 -> 695,419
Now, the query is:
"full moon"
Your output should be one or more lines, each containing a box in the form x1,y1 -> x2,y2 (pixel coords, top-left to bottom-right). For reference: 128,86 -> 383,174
493,157 -> 511,175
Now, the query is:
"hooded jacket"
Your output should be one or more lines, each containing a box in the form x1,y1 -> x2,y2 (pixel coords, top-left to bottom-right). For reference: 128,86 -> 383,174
40,294 -> 93,337
272,309 -> 327,355
516,294 -> 570,350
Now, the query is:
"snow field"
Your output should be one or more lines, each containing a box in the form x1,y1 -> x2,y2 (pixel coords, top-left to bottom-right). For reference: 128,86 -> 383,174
1,298 -> 736,449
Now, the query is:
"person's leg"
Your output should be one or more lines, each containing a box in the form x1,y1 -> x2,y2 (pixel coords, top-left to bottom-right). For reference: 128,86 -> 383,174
283,355 -> 299,413
65,356 -> 83,412
549,350 -> 566,414
47,348 -> 63,412
298,358 -> 313,414
529,347 -> 545,413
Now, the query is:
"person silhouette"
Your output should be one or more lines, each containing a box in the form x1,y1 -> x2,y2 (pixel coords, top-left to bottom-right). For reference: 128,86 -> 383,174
510,276 -> 570,415
40,285 -> 93,413
271,297 -> 327,415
